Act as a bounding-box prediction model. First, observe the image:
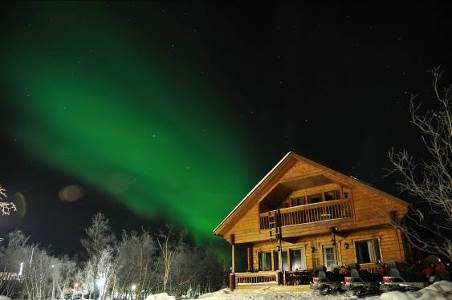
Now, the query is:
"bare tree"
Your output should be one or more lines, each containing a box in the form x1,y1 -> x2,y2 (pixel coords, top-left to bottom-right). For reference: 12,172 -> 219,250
388,67 -> 451,261
81,213 -> 116,259
115,230 -> 158,299
157,230 -> 176,293
0,184 -> 16,216
52,256 -> 77,299
169,237 -> 225,297
80,213 -> 116,298
1,231 -> 75,299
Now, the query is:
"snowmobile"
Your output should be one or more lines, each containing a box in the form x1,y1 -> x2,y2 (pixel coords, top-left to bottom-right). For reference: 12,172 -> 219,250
311,266 -> 345,296
342,264 -> 382,297
380,262 -> 420,293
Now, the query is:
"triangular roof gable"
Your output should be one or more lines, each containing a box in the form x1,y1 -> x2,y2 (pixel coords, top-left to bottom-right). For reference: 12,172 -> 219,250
213,151 -> 408,236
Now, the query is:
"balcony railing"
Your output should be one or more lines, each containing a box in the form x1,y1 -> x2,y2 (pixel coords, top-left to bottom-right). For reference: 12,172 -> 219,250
235,271 -> 278,286
259,198 -> 353,230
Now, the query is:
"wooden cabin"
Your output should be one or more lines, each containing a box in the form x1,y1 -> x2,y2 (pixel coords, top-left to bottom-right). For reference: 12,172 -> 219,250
213,152 -> 409,288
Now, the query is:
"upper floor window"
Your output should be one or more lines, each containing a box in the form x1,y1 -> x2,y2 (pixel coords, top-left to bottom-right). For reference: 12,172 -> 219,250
285,186 -> 351,208
290,197 -> 305,207
325,190 -> 340,201
307,193 -> 322,204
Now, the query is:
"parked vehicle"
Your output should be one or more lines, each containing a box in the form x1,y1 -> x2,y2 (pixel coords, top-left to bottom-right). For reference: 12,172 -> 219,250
285,270 -> 312,285
342,264 -> 382,297
343,264 -> 366,288
311,266 -> 344,296
380,262 -> 421,293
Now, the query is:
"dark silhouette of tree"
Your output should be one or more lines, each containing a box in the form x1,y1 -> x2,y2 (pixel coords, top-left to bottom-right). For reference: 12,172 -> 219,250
388,67 -> 451,261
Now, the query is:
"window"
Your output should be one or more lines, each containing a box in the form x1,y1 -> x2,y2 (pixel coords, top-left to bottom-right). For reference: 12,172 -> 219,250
323,246 -> 337,270
290,197 -> 305,207
258,252 -> 272,271
289,249 -> 306,271
355,239 -> 381,264
324,190 -> 340,201
307,193 -> 323,204
273,250 -> 288,271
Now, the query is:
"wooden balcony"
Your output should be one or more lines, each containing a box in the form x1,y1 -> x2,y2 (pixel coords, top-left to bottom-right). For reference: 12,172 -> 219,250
234,271 -> 278,286
259,198 -> 353,230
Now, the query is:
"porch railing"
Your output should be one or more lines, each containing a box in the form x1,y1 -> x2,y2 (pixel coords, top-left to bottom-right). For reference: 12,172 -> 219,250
259,198 -> 353,230
235,271 -> 278,286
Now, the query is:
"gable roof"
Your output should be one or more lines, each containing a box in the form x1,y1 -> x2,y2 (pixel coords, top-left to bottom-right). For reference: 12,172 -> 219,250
213,151 -> 408,236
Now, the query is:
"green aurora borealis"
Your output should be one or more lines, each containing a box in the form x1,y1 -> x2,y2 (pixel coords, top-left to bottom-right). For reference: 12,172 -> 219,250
1,3 -> 253,240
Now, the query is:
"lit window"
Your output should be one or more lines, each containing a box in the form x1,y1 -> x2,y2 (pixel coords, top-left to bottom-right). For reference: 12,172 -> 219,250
258,252 -> 272,271
355,239 -> 381,264
307,193 -> 322,204
290,249 -> 306,271
273,250 -> 288,271
323,246 -> 336,270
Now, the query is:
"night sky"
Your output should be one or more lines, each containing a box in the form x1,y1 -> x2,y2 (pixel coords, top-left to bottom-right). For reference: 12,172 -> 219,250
0,2 -> 451,255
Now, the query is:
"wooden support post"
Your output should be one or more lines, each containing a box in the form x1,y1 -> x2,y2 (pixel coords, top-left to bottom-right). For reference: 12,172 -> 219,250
278,240 -> 283,271
276,209 -> 285,285
247,246 -> 253,271
230,234 -> 236,290
231,234 -> 235,274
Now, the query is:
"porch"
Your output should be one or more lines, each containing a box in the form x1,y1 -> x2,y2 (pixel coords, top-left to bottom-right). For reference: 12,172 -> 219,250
228,231 -> 381,289
231,263 -> 379,288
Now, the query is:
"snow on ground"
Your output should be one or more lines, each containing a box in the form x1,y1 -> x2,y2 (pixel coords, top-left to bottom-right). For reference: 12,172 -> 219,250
376,281 -> 452,300
198,285 -> 348,300
197,281 -> 452,300
145,293 -> 176,300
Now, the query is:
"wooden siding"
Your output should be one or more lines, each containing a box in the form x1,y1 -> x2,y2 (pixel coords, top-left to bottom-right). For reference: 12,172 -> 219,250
224,159 -> 408,250
251,226 -> 405,271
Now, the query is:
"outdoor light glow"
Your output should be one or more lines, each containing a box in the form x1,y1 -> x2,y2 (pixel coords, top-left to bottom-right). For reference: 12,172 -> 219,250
18,262 -> 24,277
0,3 -> 253,240
96,277 -> 106,290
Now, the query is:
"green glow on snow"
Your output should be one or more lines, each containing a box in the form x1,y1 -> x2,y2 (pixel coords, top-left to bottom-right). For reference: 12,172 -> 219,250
1,3 -> 253,240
